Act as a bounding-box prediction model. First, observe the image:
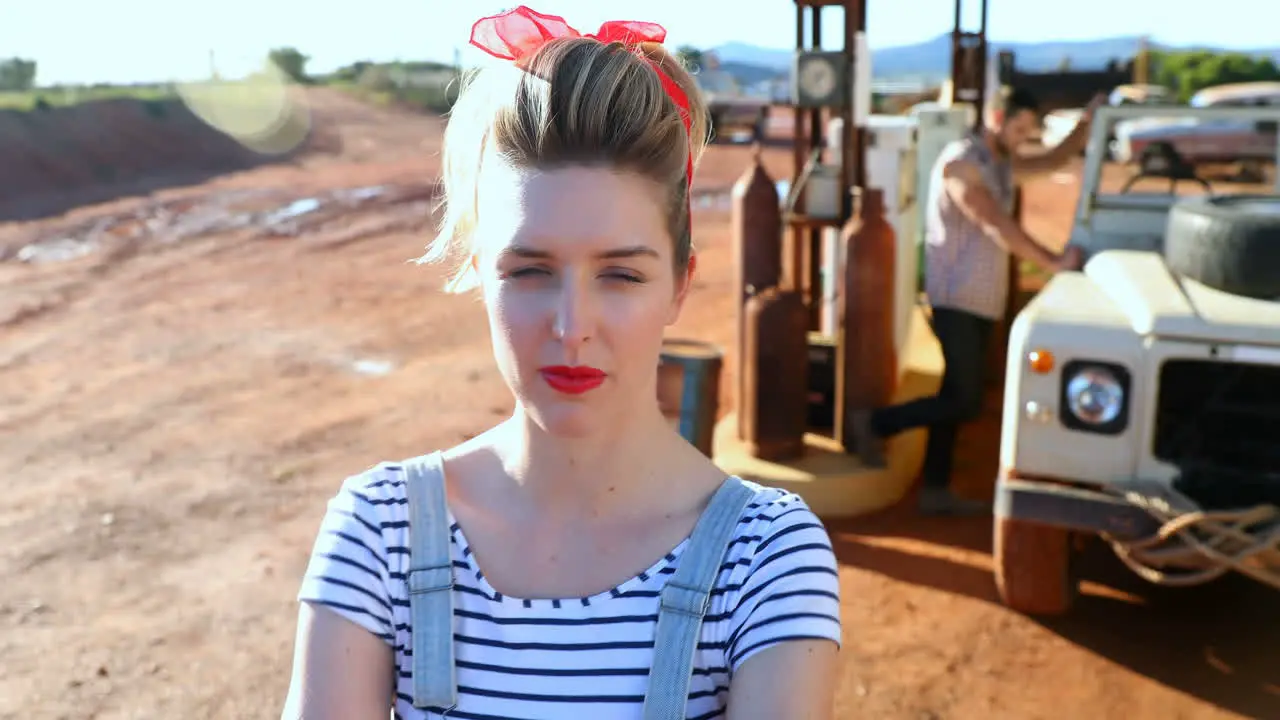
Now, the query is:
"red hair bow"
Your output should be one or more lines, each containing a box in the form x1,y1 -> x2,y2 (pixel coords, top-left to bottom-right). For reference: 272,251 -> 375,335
469,5 -> 695,194
470,6 -> 669,61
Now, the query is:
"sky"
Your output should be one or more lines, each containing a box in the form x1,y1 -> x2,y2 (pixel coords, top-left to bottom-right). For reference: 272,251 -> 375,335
1,0 -> 1272,86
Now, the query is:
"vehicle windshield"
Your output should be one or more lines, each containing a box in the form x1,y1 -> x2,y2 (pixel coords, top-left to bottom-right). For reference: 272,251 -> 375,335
1094,105 -> 1279,200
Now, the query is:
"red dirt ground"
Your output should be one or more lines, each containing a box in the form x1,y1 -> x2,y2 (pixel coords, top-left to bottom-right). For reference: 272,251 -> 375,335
1,91 -> 1277,720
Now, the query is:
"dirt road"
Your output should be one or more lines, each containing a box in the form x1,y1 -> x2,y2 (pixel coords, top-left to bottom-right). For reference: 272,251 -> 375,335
2,93 -> 1276,719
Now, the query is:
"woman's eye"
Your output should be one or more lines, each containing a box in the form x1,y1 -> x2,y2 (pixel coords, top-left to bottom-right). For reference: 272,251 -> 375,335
603,270 -> 644,284
506,267 -> 550,279
502,267 -> 642,283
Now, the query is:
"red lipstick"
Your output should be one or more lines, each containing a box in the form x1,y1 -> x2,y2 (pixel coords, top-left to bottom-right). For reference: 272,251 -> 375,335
539,365 -> 606,395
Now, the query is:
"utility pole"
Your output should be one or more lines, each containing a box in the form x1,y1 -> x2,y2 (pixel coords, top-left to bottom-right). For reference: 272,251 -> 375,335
1134,35 -> 1150,85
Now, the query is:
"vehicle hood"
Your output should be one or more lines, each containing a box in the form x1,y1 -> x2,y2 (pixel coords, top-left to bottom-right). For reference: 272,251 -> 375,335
1085,250 -> 1280,346
1118,117 -> 1254,140
1114,117 -> 1192,138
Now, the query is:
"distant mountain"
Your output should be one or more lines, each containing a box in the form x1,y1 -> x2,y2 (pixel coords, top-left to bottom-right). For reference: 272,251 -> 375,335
710,35 -> 1280,81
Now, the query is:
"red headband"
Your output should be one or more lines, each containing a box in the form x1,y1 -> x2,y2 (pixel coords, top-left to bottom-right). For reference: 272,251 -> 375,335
470,5 -> 696,232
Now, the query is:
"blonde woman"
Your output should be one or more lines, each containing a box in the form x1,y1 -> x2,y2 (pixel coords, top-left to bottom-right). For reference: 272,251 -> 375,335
281,7 -> 842,719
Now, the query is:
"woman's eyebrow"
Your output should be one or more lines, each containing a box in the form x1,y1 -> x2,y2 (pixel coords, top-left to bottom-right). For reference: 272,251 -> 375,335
497,244 -> 660,261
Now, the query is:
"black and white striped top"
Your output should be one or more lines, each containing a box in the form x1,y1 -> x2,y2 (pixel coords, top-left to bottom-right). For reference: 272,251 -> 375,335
297,462 -> 843,720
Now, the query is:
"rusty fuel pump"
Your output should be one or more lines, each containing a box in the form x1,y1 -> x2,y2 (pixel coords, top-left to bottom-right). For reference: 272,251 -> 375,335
732,147 -> 808,461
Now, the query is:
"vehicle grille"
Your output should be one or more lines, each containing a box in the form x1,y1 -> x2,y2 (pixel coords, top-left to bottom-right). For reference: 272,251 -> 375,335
1154,359 -> 1280,510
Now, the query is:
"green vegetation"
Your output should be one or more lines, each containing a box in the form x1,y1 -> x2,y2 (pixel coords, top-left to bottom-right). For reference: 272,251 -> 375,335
0,58 -> 37,91
1149,49 -> 1280,102
0,84 -> 174,111
321,59 -> 461,113
676,46 -> 705,73
0,42 -> 451,117
267,47 -> 311,85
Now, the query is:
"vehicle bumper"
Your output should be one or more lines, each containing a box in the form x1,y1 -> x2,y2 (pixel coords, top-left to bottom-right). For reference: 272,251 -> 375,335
998,473 -> 1280,581
994,476 -> 1163,541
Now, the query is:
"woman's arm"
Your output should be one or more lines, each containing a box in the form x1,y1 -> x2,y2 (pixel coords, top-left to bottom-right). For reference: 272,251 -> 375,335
282,469 -> 405,719
722,494 -> 844,719
281,603 -> 395,720
727,638 -> 839,720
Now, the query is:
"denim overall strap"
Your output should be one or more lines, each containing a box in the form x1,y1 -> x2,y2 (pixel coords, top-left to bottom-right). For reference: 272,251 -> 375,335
642,476 -> 756,720
404,452 -> 458,711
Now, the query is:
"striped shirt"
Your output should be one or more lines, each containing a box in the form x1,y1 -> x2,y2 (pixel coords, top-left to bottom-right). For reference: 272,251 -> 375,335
297,461 -> 843,720
923,131 -> 1015,320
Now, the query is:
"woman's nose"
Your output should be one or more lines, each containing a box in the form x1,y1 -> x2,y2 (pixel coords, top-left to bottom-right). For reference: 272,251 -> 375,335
552,274 -> 594,349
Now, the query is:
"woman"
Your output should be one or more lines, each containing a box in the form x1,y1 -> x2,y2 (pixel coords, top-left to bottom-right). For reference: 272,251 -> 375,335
281,7 -> 842,719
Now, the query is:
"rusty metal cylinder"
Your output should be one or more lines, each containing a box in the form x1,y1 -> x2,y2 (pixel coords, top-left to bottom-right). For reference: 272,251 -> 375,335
838,187 -> 898,453
657,339 -> 724,457
732,146 -> 783,439
741,286 -> 809,461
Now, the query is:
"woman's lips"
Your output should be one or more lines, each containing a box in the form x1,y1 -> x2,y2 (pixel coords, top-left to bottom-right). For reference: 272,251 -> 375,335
539,365 -> 607,394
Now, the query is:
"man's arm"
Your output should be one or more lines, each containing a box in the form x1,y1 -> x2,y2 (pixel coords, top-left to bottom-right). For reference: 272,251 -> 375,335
1013,95 -> 1103,181
942,158 -> 1067,272
1012,120 -> 1089,179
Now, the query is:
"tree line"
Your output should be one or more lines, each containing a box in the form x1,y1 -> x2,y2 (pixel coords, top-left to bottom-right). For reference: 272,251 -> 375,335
5,45 -> 1277,105
1148,49 -> 1280,102
0,58 -> 37,91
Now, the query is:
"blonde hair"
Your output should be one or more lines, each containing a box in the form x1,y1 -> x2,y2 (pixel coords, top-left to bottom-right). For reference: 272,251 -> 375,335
422,37 -> 710,292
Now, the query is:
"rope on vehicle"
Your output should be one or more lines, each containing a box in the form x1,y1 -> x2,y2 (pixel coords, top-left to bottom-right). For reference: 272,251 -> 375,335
1100,483 -> 1280,590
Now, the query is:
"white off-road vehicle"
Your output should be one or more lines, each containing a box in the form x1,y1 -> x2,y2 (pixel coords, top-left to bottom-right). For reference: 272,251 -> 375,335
994,104 -> 1280,615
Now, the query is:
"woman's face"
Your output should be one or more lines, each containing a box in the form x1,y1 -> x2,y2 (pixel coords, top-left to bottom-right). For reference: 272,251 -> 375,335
472,162 -> 693,438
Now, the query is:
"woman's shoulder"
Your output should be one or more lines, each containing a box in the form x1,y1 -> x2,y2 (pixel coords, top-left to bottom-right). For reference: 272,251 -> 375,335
340,459 -> 409,497
735,480 -> 827,534
724,479 -> 836,565
327,455 -> 441,522
716,480 -> 843,668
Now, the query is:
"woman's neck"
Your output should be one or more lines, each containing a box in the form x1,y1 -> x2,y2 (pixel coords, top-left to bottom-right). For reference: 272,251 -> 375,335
494,401 -> 681,521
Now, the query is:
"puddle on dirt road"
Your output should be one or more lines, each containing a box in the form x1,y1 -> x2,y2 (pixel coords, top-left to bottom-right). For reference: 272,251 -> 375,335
14,237 -> 97,263
350,358 -> 394,377
265,197 -> 322,223
3,183 -> 433,265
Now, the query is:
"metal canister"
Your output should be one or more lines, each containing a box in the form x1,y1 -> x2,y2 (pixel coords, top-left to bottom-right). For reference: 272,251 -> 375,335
657,339 -> 725,457
838,186 -> 898,453
731,146 -> 783,439
741,286 -> 809,461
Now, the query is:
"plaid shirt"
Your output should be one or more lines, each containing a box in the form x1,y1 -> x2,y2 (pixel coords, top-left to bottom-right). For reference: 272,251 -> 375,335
923,132 -> 1014,320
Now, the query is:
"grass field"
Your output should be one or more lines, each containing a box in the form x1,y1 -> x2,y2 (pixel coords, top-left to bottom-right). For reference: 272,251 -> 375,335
0,84 -> 176,111
0,73 -> 457,114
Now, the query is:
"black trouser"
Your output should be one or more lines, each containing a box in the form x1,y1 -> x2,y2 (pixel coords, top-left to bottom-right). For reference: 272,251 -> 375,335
871,306 -> 994,490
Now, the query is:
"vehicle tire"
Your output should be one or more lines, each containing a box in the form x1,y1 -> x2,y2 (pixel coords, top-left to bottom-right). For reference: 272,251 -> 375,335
1164,194 -> 1280,299
993,517 -> 1077,615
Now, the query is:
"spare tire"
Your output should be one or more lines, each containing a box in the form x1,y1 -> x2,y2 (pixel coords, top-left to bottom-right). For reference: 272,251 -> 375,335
1164,194 -> 1280,299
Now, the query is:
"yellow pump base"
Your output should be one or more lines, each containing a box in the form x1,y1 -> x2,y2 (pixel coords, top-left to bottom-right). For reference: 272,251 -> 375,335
712,305 -> 945,519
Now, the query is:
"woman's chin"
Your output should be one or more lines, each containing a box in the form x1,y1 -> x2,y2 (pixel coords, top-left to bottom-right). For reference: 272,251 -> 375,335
526,403 -> 604,439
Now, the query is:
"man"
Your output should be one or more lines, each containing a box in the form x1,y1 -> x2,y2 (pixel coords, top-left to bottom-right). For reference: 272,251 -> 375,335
864,87 -> 1100,516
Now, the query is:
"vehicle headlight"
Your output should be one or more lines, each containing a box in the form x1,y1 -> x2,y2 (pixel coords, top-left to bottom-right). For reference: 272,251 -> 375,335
1066,368 -> 1123,423
1059,361 -> 1131,435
